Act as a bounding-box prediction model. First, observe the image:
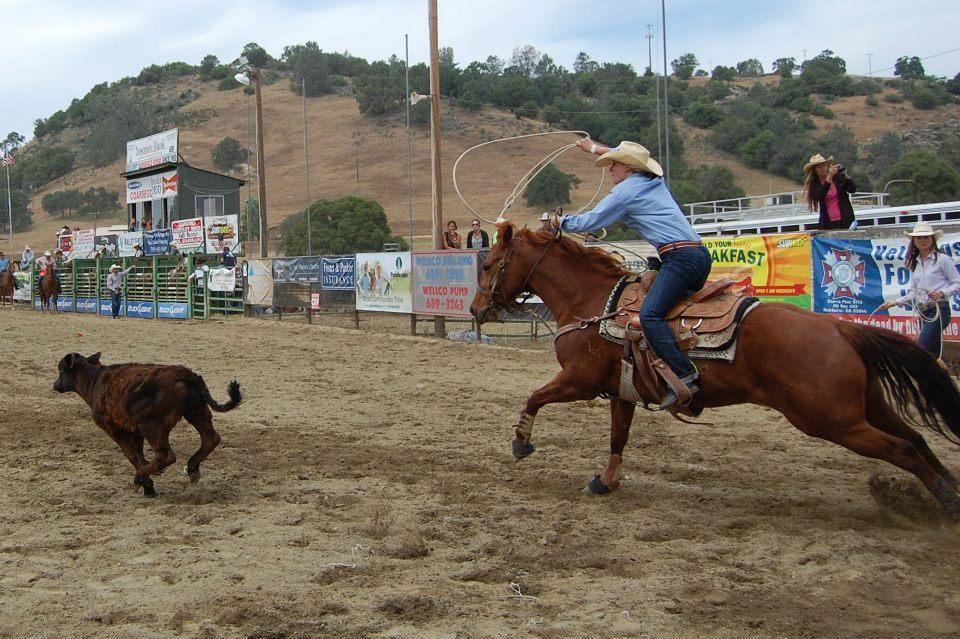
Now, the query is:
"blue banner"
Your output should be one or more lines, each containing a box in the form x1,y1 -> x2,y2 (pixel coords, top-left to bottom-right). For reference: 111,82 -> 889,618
125,300 -> 155,318
76,297 -> 97,313
158,302 -> 189,319
57,296 -> 74,311
322,256 -> 355,290
144,229 -> 173,256
273,257 -> 322,283
99,299 -> 122,316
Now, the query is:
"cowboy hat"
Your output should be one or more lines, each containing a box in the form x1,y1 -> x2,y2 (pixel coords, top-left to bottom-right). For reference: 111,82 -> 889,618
539,212 -> 550,221
44,250 -> 52,256
494,215 -> 507,226
803,154 -> 833,173
109,264 -> 121,270
595,141 -> 663,177
905,221 -> 943,239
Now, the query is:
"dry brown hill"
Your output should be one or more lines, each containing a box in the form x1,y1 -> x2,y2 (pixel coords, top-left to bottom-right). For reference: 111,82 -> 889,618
12,74 -> 959,253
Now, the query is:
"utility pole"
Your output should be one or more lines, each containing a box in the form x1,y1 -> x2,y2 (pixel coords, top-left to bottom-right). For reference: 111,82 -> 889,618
6,163 -> 13,247
405,33 -> 414,252
302,77 -> 312,255
660,0 -> 670,184
645,24 -> 653,74
252,69 -> 268,257
867,53 -> 874,77
428,0 -> 445,338
649,24 -> 662,163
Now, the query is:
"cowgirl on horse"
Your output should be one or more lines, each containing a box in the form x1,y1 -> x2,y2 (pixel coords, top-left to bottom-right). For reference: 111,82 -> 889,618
552,139 -> 711,409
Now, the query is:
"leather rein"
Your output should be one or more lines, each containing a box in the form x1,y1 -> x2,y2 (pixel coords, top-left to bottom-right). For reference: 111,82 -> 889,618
477,229 -> 561,317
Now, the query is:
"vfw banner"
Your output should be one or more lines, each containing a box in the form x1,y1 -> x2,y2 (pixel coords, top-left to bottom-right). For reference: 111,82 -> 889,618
812,233 -> 960,342
355,252 -> 412,313
412,251 -> 478,318
703,233 -> 812,308
118,231 -> 143,257
172,218 -> 205,253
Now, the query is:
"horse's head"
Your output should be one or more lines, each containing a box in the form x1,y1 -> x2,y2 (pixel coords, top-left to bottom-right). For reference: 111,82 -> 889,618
54,352 -> 102,393
471,224 -> 552,324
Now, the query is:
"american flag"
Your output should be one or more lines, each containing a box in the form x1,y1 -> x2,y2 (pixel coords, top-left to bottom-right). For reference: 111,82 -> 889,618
0,154 -> 14,166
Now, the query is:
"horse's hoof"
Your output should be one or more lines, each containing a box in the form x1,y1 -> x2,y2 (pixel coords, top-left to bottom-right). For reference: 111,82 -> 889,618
187,466 -> 201,483
585,474 -> 612,495
512,439 -> 536,459
143,485 -> 158,498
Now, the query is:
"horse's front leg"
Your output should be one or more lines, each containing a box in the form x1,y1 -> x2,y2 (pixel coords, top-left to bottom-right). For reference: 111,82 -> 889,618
587,398 -> 636,494
513,368 -> 599,459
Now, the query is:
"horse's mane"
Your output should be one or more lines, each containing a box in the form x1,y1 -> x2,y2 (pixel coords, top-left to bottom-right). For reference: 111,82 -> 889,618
515,226 -> 629,278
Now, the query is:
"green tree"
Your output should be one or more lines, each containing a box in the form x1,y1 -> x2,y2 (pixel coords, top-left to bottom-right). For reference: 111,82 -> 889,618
863,132 -> 905,179
41,189 -> 83,217
211,137 -> 250,173
283,41 -> 332,96
16,146 -> 75,190
894,56 -> 925,79
937,138 -> 960,173
279,196 -> 406,255
78,187 -> 121,217
355,60 -> 404,115
711,65 -> 736,81
199,54 -> 219,80
772,57 -> 797,78
510,45 -> 540,77
82,91 -> 159,166
683,165 -> 745,202
881,151 -> 960,205
0,187 -> 33,232
817,124 -> 858,167
671,53 -> 698,80
684,100 -> 722,128
242,42 -> 272,68
736,58 -> 764,77
522,164 -> 582,208
573,51 -> 599,74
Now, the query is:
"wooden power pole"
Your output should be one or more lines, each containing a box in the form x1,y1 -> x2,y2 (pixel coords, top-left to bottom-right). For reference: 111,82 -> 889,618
428,0 -> 445,337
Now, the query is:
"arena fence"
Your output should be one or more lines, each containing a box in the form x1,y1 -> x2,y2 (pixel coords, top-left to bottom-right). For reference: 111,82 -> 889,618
27,256 -> 243,319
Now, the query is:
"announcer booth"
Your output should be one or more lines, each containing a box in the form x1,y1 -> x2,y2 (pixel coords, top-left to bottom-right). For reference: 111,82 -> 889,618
122,128 -> 245,232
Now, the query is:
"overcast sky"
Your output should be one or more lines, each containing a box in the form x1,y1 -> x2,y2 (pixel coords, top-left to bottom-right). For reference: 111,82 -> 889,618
2,0 -> 958,142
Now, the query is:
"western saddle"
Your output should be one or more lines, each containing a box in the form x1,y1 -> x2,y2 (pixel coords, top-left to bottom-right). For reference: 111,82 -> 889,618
613,272 -> 755,411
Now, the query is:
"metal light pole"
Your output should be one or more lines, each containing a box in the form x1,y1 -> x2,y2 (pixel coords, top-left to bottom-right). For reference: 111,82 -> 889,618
428,0 -> 445,338
660,0 -> 670,184
302,77 -> 312,255
405,33 -> 414,251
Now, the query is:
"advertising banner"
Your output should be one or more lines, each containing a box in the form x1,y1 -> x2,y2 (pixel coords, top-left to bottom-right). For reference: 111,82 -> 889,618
125,129 -> 178,173
355,252 -> 412,313
75,297 -> 97,313
99,298 -> 122,316
203,215 -> 241,254
208,267 -> 237,292
703,233 -> 812,308
143,229 -> 173,256
125,300 -> 155,318
13,271 -> 31,301
245,259 -> 273,306
812,234 -> 960,342
158,302 -> 189,319
94,233 -> 119,257
58,233 -> 74,259
126,169 -> 178,204
273,257 -> 322,283
411,251 -> 479,318
172,217 -> 205,254
322,256 -> 356,290
118,231 -> 143,257
73,229 -> 95,258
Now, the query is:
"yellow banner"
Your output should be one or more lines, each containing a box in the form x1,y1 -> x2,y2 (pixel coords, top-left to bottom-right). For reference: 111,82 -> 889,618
703,233 -> 811,307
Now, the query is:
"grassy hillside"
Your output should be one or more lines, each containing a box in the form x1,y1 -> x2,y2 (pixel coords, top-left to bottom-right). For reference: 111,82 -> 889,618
10,70 -> 960,253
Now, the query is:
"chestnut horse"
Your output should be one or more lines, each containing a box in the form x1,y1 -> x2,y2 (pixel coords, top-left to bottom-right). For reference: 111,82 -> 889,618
0,264 -> 15,306
39,264 -> 60,313
470,224 -> 960,520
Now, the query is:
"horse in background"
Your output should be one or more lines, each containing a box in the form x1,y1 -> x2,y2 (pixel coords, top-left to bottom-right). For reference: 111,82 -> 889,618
0,263 -> 16,306
470,224 -> 960,521
39,264 -> 61,313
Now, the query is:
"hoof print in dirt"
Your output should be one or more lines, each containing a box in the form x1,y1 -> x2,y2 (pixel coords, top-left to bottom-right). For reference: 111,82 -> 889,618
868,472 -> 944,524
512,439 -> 535,459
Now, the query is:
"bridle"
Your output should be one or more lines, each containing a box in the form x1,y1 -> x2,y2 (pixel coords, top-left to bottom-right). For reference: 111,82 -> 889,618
477,228 -> 561,316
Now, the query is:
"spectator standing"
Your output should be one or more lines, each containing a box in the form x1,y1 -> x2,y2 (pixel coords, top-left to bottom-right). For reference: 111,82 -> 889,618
187,259 -> 210,290
803,154 -> 857,230
132,243 -> 145,258
21,246 -> 34,270
129,216 -> 138,231
465,219 -> 489,249
442,220 -> 462,249
106,263 -> 134,319
221,244 -> 237,268
0,251 -> 8,273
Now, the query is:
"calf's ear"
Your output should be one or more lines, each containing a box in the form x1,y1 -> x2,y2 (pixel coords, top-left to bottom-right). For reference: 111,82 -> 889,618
87,352 -> 102,365
59,353 -> 79,370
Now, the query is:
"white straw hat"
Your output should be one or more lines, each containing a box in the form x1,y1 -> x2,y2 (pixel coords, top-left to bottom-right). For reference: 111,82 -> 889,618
110,264 -> 121,270
803,154 -> 833,173
905,221 -> 943,239
595,141 -> 663,177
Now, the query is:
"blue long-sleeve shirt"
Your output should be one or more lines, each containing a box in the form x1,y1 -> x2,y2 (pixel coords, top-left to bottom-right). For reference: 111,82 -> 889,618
559,173 -> 699,249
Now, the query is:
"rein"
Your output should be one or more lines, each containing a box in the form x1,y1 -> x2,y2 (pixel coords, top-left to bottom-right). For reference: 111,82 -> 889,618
479,230 -> 561,317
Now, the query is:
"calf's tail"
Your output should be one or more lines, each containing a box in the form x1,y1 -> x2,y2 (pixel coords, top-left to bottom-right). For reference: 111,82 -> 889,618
196,376 -> 243,412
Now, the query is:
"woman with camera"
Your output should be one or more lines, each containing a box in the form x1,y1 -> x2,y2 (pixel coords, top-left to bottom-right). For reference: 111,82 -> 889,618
803,154 -> 857,230
878,222 -> 960,362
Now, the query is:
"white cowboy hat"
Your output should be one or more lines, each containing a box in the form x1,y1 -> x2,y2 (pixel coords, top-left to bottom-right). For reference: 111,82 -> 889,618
539,212 -> 550,221
905,221 -> 943,239
595,141 -> 663,177
109,264 -> 121,270
44,250 -> 52,256
803,154 -> 833,173
494,215 -> 507,226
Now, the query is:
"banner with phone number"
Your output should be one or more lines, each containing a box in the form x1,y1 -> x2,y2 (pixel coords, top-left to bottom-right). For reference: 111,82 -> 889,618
703,233 -> 812,308
812,233 -> 960,342
411,250 -> 478,318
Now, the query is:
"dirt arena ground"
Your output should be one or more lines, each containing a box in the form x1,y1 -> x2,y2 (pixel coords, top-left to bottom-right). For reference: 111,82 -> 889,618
3,308 -> 960,639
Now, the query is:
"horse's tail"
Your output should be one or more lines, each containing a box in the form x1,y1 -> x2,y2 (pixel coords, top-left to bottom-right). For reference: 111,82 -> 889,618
837,321 -> 960,444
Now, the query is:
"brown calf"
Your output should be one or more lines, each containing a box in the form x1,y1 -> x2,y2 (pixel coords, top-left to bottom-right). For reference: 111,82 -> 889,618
54,352 -> 242,497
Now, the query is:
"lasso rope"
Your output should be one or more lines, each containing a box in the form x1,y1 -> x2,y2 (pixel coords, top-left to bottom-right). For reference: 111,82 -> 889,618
875,287 -> 947,362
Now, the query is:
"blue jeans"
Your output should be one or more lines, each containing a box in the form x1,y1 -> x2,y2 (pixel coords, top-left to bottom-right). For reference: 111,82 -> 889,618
640,246 -> 713,378
918,301 -> 951,358
111,291 -> 122,318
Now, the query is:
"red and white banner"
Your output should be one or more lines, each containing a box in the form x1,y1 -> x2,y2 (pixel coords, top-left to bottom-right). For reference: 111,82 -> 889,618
171,217 -> 204,253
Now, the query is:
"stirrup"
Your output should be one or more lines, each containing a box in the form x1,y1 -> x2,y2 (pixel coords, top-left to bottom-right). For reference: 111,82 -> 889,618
655,382 -> 699,411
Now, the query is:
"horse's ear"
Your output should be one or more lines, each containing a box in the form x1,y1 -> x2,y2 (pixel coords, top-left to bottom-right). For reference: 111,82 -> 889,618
86,352 -> 102,365
499,224 -> 514,246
